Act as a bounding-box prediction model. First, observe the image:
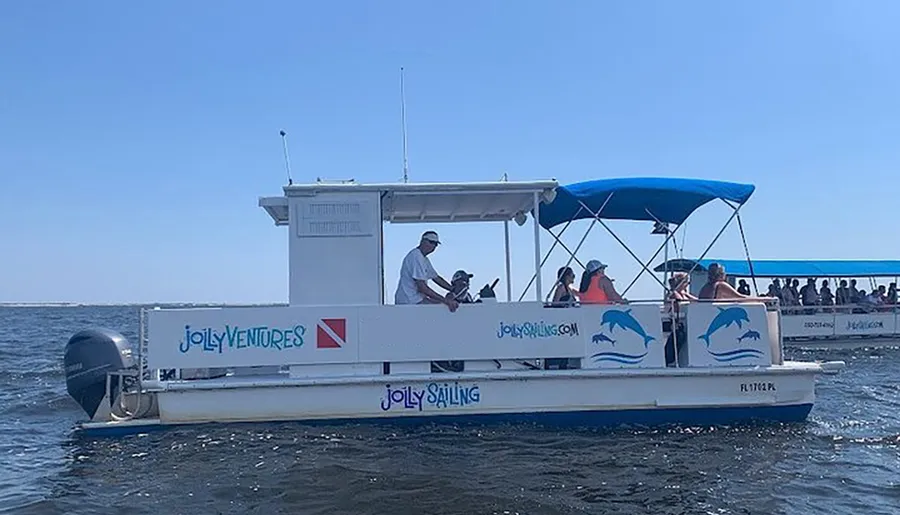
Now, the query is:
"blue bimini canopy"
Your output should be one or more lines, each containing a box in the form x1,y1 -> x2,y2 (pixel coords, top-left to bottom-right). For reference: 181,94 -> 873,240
653,259 -> 900,278
537,177 -> 755,230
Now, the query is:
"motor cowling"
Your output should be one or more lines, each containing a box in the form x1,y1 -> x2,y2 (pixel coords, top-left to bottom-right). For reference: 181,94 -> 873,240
64,328 -> 135,420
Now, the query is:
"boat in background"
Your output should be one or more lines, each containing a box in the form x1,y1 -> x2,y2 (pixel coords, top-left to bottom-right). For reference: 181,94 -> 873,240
655,259 -> 900,349
62,176 -> 844,437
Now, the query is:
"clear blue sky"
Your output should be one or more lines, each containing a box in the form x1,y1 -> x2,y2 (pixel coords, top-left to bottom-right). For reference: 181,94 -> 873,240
2,1 -> 899,304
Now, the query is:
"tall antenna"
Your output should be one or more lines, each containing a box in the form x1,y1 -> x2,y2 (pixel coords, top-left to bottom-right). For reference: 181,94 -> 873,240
400,67 -> 410,183
279,129 -> 293,186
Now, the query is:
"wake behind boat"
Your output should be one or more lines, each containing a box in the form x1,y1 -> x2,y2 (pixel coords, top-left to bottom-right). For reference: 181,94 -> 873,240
62,176 -> 844,437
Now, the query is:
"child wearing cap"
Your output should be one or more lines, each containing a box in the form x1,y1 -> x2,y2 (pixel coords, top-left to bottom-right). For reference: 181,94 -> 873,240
450,270 -> 476,303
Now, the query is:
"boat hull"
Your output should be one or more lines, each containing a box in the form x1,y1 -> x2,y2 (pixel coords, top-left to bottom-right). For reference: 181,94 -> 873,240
77,364 -> 821,437
77,404 -> 814,437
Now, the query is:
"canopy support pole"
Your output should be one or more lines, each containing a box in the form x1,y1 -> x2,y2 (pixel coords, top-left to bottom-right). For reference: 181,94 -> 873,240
544,230 -> 588,274
727,200 -> 759,296
504,220 -> 512,301
516,216 -> 578,302
620,221 -> 684,297
539,227 -> 593,302
518,193 -> 614,302
532,191 -> 542,301
621,208 -> 682,297
576,200 -> 669,292
683,201 -> 744,280
663,233 -> 669,297
500,172 -> 514,302
552,193 -> 614,278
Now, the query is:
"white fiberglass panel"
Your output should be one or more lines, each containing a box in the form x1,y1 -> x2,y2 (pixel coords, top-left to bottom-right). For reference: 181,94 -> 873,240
288,191 -> 382,306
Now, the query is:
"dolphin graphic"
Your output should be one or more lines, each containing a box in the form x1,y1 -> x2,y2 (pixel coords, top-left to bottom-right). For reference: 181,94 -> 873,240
737,329 -> 761,343
592,332 -> 616,345
698,307 -> 750,346
600,309 -> 655,347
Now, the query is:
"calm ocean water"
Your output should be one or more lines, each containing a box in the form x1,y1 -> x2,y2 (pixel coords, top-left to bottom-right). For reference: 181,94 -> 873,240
1,305 -> 899,514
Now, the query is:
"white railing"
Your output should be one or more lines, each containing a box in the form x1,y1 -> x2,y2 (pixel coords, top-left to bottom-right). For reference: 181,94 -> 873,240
778,303 -> 900,340
139,307 -> 149,380
137,299 -> 787,383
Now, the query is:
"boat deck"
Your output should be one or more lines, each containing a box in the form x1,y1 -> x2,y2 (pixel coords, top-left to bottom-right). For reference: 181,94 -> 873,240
150,360 -> 830,393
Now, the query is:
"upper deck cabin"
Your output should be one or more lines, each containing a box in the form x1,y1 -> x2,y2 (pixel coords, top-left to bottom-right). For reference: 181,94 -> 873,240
258,179 -> 559,307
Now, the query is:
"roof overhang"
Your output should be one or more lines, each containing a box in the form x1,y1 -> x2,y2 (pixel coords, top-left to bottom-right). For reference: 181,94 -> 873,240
259,196 -> 290,226
259,180 -> 559,226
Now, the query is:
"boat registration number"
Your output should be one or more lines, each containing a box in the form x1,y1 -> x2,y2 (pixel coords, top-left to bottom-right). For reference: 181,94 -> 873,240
740,382 -> 776,393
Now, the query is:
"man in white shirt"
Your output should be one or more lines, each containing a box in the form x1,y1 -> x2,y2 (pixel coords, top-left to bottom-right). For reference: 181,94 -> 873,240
394,231 -> 459,312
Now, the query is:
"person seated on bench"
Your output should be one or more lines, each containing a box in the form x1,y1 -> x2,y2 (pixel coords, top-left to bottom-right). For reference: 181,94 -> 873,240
667,272 -> 697,303
551,266 -> 578,307
698,263 -> 769,302
579,260 -> 625,304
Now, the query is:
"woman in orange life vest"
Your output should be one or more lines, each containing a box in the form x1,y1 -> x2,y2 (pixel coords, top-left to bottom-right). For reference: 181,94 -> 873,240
578,260 -> 625,304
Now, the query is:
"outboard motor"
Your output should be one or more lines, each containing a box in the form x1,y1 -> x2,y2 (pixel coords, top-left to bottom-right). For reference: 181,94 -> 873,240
64,328 -> 136,421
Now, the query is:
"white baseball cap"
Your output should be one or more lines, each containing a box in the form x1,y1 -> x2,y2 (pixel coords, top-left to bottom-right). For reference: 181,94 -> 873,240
452,270 -> 473,283
422,231 -> 440,244
585,260 -> 607,274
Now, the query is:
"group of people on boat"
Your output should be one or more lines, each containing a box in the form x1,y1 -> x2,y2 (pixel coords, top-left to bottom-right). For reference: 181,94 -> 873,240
393,231 -> 635,311
668,262 -> 771,303
763,277 -> 898,309
392,233 -> 774,371
552,260 -> 770,307
660,264 -> 900,313
393,231 -> 780,312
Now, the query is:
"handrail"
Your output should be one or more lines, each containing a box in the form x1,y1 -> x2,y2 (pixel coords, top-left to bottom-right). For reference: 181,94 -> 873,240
536,297 -> 900,342
779,303 -> 899,315
145,298 -> 791,378
777,303 -> 900,341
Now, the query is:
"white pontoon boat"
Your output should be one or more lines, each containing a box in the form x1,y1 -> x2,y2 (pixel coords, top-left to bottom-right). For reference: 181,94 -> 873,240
655,258 -> 900,349
63,177 -> 844,437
